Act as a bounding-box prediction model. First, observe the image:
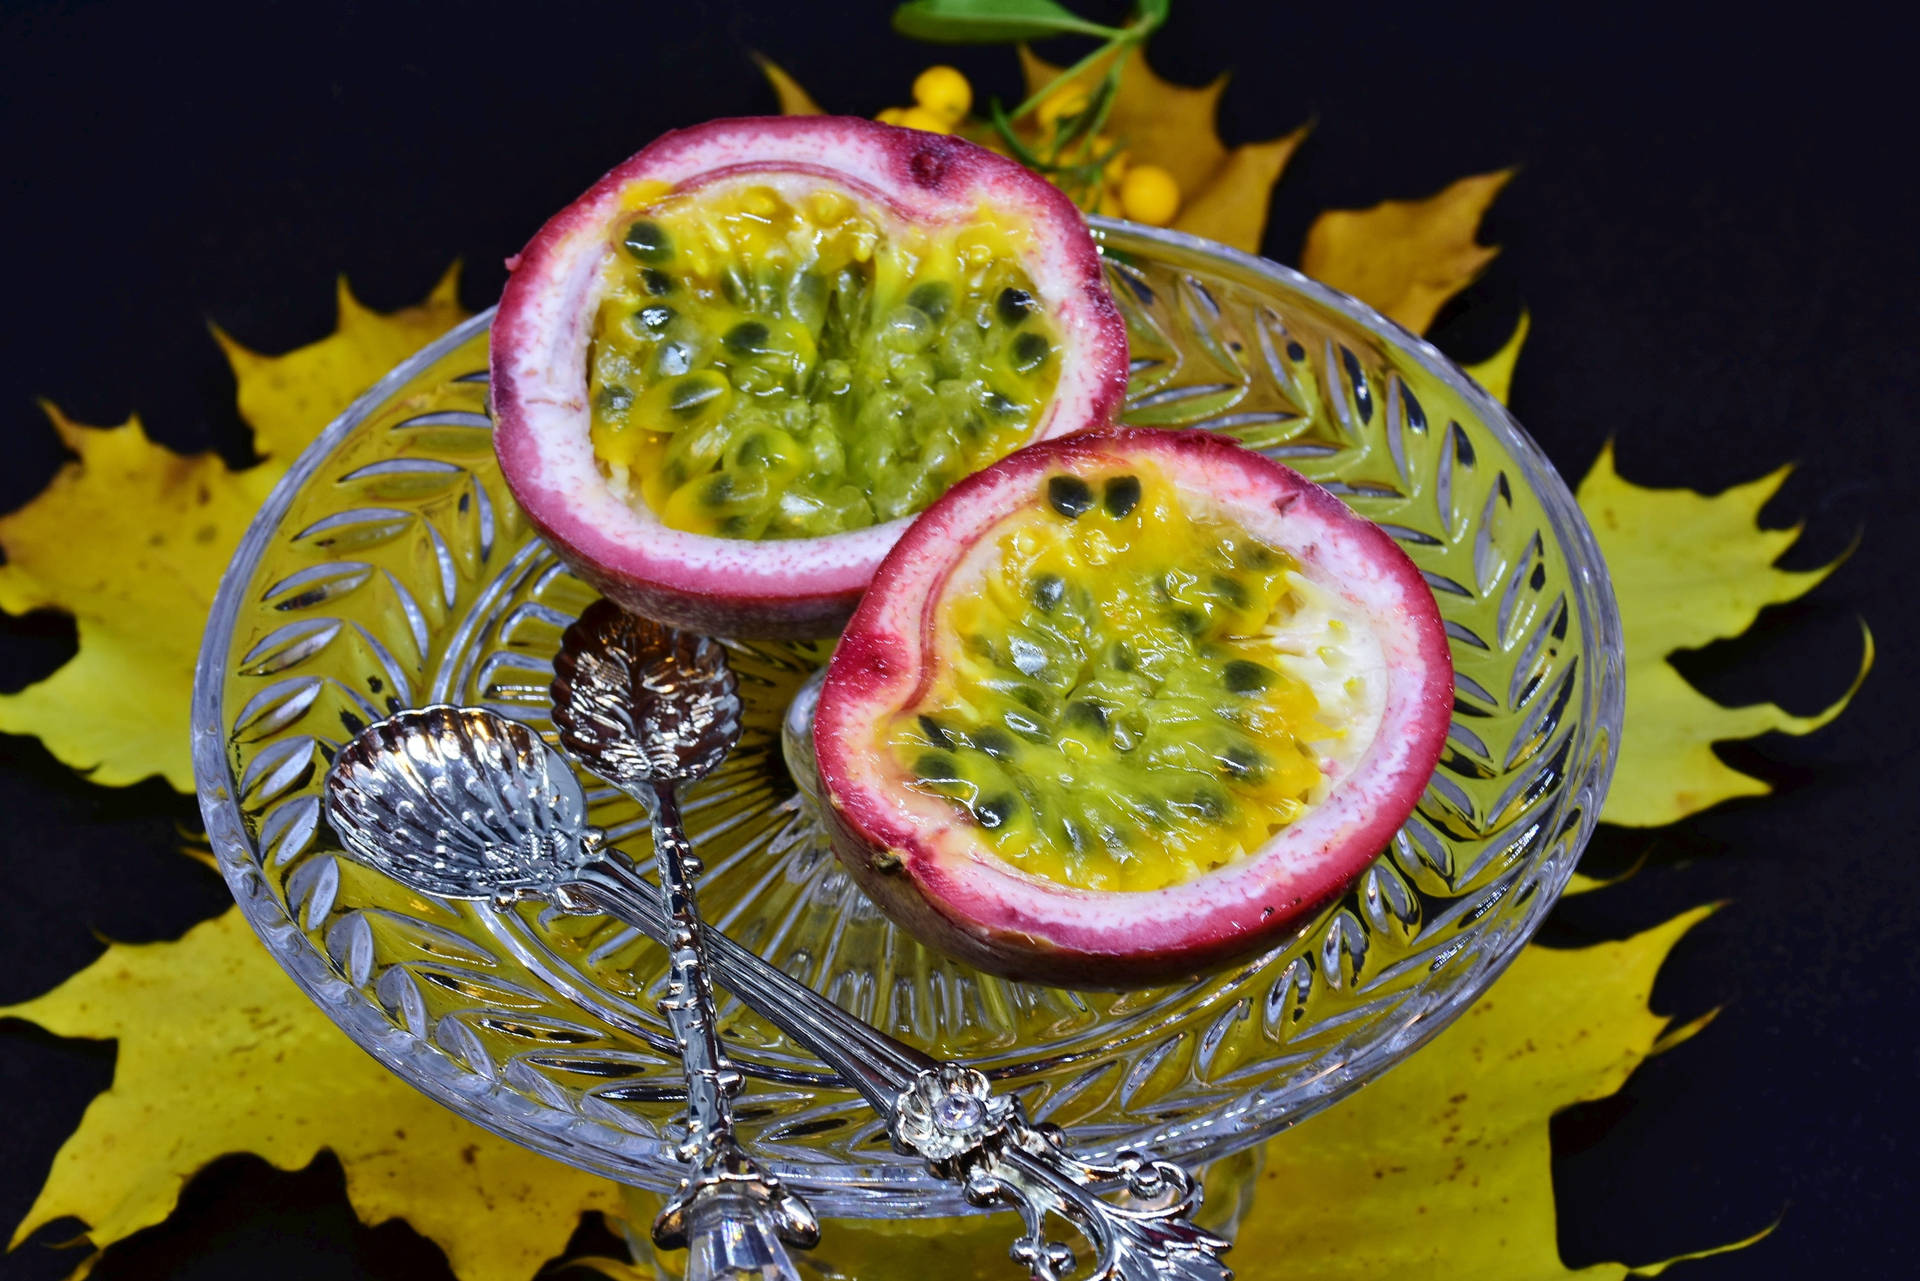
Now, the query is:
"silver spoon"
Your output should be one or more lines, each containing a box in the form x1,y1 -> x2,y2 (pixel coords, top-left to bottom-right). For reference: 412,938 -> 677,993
548,600 -> 816,1270
323,704 -> 1232,1281
322,704 -> 813,1281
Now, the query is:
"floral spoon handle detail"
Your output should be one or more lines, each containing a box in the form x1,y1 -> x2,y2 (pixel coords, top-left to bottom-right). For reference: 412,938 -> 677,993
563,848 -> 1232,1281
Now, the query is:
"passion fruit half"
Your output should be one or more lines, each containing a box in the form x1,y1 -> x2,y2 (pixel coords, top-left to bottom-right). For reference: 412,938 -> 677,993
492,116 -> 1128,637
813,428 -> 1453,988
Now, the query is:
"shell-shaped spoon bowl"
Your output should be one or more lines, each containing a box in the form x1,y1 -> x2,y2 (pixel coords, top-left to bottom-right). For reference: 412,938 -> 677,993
323,704 -> 593,905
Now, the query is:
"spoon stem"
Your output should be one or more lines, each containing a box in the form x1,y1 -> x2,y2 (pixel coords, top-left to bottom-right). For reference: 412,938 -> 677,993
622,784 -> 816,1260
649,781 -> 745,1166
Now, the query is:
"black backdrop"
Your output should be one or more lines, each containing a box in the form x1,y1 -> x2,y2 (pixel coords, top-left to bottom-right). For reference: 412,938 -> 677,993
2,2 -> 1916,1277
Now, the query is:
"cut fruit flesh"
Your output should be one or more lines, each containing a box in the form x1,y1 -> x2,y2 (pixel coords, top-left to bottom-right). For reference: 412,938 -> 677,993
814,428 -> 1453,988
491,116 -> 1128,638
887,456 -> 1386,893
589,180 -> 1062,540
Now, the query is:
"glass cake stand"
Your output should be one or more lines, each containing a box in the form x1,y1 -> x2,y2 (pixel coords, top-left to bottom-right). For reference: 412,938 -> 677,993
191,219 -> 1623,1219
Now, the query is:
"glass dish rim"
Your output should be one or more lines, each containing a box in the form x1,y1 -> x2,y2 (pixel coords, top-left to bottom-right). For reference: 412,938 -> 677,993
191,216 -> 1624,1209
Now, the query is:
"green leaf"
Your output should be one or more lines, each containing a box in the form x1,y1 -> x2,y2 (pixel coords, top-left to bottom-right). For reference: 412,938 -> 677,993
892,0 -> 1119,44
1136,0 -> 1171,29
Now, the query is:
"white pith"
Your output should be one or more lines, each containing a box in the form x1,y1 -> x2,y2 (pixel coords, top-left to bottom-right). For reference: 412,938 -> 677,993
1256,569 -> 1388,804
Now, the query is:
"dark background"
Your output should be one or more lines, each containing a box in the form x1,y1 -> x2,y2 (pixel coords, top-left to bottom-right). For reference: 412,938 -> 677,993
2,1 -> 1916,1277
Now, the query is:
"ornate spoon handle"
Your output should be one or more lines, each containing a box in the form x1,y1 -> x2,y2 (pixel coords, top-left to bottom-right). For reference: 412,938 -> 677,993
565,847 -> 1232,1281
643,785 -> 818,1268
545,602 -> 817,1272
650,785 -> 741,1155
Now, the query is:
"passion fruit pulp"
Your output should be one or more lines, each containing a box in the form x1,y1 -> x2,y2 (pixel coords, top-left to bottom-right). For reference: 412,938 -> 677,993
591,184 -> 1062,540
813,428 -> 1453,988
491,116 -> 1128,638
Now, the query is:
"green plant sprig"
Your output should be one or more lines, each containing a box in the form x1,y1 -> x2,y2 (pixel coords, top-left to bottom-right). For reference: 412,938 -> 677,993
892,0 -> 1168,205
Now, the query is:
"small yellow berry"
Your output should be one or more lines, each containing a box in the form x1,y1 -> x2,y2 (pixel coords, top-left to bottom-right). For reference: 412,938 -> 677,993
1119,164 -> 1180,225
912,65 -> 972,124
875,106 -> 910,126
1036,86 -> 1090,130
1100,143 -> 1131,186
896,105 -> 952,135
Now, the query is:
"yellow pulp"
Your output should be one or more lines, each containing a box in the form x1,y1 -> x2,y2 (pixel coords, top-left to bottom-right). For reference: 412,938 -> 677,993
886,461 -> 1331,893
587,181 -> 1061,539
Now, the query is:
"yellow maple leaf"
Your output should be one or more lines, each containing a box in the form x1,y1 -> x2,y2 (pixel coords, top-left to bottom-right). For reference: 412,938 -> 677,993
3,908 -> 619,1281
1240,905 -> 1766,1276
1463,309 -> 1531,404
0,273 -> 605,1281
1017,45 -> 1306,254
1466,321 -> 1866,831
0,408 -> 280,791
1301,169 -> 1512,333
0,274 -> 469,792
1579,444 -> 1870,827
213,264 -> 469,463
752,52 -> 825,115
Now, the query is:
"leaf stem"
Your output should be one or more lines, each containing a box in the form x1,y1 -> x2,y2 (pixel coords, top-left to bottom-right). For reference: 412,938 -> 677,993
1042,17 -> 1127,39
1006,2 -> 1164,122
1009,40 -> 1117,121
987,99 -> 1060,171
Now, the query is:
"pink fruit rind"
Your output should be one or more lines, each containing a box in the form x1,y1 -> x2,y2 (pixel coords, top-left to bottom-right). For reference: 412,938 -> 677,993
490,115 -> 1129,638
813,427 -> 1455,987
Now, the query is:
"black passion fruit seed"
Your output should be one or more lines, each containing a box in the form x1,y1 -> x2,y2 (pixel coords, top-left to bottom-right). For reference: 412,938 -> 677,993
722,319 -> 773,355
917,714 -> 956,749
889,462 -> 1329,893
1205,573 -> 1250,609
907,281 -> 953,321
1064,699 -> 1109,731
1047,474 -> 1094,517
633,305 -> 675,337
975,794 -> 1017,829
622,220 -> 672,262
588,184 -> 1062,540
1223,660 -> 1272,694
1031,572 -> 1065,612
971,726 -> 1017,760
1004,710 -> 1048,741
984,391 -> 1023,418
1103,473 -> 1141,517
1220,745 -> 1267,781
670,371 -> 730,418
914,751 -> 961,782
1011,332 -> 1052,375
